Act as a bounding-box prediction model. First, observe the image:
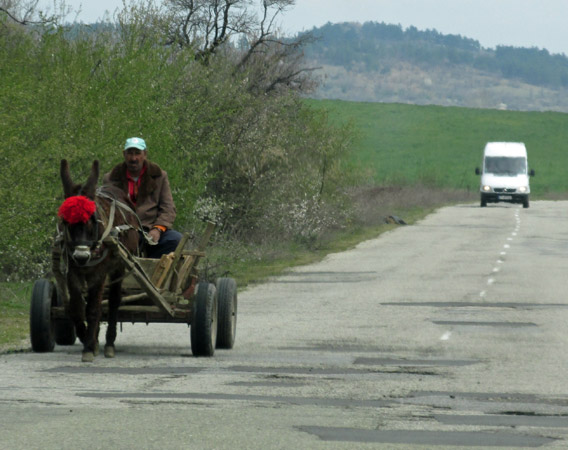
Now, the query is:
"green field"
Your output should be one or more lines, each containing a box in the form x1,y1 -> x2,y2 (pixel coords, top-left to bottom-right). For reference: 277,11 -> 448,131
312,100 -> 568,196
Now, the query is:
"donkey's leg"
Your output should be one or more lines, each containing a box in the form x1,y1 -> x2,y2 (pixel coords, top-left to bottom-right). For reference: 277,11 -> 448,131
104,276 -> 122,358
67,272 -> 87,345
82,282 -> 104,362
93,323 -> 100,356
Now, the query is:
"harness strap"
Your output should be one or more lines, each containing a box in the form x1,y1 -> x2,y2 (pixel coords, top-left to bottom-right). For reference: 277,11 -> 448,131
58,191 -> 146,269
98,197 -> 116,244
79,248 -> 109,267
97,188 -> 156,246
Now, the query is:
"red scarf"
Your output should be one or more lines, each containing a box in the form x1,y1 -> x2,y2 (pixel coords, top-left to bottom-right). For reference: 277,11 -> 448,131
126,165 -> 146,205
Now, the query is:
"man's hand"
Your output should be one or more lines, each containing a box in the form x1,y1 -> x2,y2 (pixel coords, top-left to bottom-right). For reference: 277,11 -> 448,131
149,228 -> 161,243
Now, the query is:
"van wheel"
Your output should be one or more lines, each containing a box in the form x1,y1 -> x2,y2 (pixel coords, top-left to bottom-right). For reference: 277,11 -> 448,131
523,198 -> 529,208
480,196 -> 487,207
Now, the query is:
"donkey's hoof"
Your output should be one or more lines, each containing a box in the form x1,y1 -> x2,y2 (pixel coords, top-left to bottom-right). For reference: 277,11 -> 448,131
81,351 -> 95,363
104,345 -> 115,358
93,341 -> 100,356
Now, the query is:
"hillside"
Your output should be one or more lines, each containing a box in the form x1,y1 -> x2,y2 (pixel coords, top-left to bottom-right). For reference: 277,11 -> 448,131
301,22 -> 568,112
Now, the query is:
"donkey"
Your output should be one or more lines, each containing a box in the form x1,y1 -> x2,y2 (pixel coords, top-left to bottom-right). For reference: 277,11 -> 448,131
58,159 -> 139,362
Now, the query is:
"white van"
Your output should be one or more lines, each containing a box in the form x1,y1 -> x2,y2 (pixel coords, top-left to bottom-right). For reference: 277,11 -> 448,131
475,142 -> 535,208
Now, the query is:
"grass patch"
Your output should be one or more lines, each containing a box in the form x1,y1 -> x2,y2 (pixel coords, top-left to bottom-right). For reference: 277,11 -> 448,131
0,283 -> 32,352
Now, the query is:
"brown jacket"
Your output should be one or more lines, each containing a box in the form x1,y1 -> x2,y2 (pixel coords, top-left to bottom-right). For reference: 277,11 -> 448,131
102,161 -> 176,229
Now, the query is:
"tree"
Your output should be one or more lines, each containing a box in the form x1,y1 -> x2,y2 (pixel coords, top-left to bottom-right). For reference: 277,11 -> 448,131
165,0 -> 253,57
162,0 -> 316,94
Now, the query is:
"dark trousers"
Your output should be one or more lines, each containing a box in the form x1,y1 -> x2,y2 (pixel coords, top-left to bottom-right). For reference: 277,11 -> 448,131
145,229 -> 183,258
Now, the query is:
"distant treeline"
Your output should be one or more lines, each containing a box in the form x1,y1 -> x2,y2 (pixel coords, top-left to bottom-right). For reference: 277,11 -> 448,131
302,22 -> 568,89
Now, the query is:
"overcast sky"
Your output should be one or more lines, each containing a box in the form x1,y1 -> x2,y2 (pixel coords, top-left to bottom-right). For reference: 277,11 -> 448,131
40,0 -> 568,55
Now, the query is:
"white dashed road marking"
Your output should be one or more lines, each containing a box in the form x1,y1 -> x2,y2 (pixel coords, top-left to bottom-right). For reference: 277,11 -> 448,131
440,331 -> 452,341
480,208 -> 521,297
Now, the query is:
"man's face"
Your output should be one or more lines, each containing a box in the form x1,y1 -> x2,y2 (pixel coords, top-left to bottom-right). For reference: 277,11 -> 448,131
124,148 -> 147,176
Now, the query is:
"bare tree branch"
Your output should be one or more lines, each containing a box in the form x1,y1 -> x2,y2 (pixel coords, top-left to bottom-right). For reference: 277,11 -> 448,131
1,0 -> 64,27
162,0 -> 317,91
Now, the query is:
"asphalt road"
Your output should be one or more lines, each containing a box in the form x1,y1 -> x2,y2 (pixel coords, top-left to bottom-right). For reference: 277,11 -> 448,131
2,201 -> 568,449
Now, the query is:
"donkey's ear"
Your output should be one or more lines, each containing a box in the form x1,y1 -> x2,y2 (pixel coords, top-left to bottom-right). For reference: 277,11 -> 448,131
60,159 -> 76,198
83,160 -> 100,199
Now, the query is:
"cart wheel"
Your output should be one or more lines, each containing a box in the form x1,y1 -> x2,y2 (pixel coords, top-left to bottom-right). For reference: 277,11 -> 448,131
191,282 -> 218,356
216,277 -> 237,349
30,279 -> 56,352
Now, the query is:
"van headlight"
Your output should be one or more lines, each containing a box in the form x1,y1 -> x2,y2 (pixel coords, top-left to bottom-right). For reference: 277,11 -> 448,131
518,186 -> 527,193
482,185 -> 491,192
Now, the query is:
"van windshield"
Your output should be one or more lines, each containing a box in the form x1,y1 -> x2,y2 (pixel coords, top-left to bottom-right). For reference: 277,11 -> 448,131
484,156 -> 526,176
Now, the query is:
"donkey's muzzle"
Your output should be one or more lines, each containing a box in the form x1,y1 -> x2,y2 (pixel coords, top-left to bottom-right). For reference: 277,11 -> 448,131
72,245 -> 91,265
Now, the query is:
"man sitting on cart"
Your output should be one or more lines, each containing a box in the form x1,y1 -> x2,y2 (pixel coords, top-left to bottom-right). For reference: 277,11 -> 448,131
103,137 -> 182,258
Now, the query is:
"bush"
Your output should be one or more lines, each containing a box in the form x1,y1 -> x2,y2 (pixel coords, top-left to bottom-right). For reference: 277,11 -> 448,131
0,4 -> 354,281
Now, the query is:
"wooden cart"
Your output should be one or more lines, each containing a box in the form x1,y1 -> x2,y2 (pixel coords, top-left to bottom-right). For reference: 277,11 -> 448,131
30,223 -> 237,357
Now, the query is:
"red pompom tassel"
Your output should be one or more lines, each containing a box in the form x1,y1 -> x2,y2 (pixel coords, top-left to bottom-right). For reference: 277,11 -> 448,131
58,196 -> 96,224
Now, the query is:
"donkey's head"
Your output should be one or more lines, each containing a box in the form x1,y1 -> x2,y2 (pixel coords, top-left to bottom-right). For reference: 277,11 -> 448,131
58,160 -> 102,266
